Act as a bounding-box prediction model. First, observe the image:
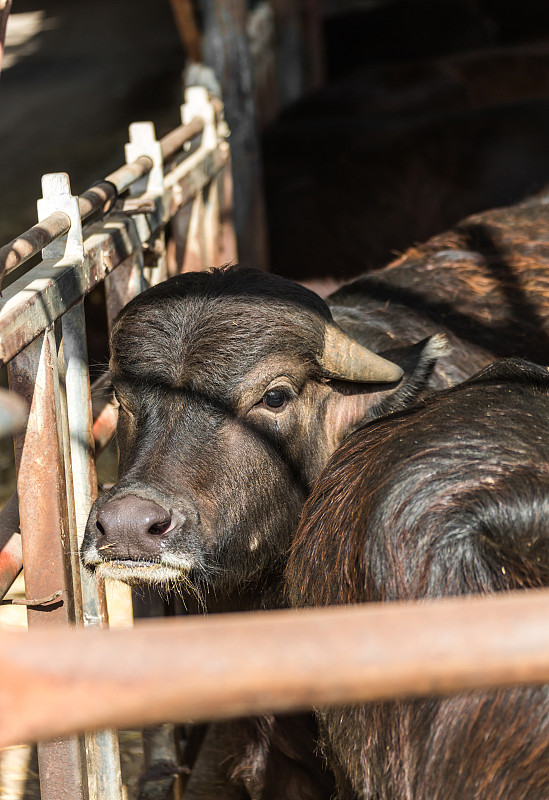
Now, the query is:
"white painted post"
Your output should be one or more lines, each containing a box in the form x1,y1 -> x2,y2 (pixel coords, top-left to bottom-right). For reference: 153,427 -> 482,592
182,86 -> 217,149
38,172 -> 124,800
37,172 -> 83,262
180,88 -> 217,270
124,121 -> 167,286
125,121 -> 164,196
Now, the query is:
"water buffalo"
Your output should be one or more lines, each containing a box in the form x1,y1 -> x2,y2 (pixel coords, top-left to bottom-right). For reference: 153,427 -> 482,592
81,192 -> 549,595
81,266 -> 446,606
80,193 -> 549,797
287,358 -> 549,800
80,266 -> 449,799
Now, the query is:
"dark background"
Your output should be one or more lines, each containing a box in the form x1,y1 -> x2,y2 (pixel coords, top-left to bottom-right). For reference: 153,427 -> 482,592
3,0 -> 549,283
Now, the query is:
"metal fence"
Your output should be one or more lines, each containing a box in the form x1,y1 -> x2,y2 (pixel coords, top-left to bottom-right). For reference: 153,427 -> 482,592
0,72 -> 549,800
0,84 -> 235,800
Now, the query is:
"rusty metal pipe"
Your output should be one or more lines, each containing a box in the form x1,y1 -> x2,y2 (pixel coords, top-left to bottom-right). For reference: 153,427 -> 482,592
160,117 -> 204,163
79,155 -> 154,222
0,211 -> 71,282
0,155 -> 154,284
1,588 -> 549,748
0,114 -> 212,283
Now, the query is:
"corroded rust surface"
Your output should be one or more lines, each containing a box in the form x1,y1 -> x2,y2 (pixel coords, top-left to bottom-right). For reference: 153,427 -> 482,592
0,589 -> 549,748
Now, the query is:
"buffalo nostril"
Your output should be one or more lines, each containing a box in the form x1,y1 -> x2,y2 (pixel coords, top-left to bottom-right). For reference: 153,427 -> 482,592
147,517 -> 173,536
93,495 -> 179,561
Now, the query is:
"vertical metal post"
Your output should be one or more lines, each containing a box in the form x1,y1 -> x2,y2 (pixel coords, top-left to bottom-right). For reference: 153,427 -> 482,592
7,173 -> 89,800
183,89 -> 222,270
125,121 -> 168,287
105,251 -> 146,330
182,192 -> 206,272
181,87 -> 215,272
218,151 -> 238,267
8,328 -> 79,626
203,178 -> 220,269
8,325 -> 89,800
63,302 -> 124,800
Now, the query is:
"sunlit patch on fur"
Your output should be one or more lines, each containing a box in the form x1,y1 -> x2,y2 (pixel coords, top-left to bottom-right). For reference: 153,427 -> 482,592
249,536 -> 259,551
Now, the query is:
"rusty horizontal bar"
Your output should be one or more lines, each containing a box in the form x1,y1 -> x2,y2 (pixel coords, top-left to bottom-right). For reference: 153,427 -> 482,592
0,211 -> 71,283
78,183 -> 118,223
160,117 -> 204,162
0,141 -> 228,366
105,155 -> 155,199
79,156 -> 154,223
0,112 -> 222,287
1,588 -> 549,747
0,157 -> 154,284
0,216 -> 141,366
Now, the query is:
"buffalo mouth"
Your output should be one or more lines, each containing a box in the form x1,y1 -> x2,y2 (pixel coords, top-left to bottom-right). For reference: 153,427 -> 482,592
93,558 -> 188,586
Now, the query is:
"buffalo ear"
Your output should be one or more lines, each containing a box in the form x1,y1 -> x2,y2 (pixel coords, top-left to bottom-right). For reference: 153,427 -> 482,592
373,334 -> 450,416
325,335 -> 449,450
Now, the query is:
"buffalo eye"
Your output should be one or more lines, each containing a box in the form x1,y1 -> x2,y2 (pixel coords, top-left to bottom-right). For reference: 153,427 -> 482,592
262,389 -> 288,410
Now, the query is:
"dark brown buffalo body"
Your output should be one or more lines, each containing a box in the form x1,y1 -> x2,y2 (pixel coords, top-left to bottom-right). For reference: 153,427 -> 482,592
287,359 -> 549,800
82,194 -> 549,601
329,193 -> 549,372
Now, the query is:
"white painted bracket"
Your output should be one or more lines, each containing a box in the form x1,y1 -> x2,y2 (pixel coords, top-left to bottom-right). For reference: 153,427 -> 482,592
125,121 -> 164,196
37,173 -> 84,263
181,86 -> 217,150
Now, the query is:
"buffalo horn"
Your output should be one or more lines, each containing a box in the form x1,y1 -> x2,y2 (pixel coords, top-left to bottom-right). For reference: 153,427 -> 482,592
320,324 -> 403,383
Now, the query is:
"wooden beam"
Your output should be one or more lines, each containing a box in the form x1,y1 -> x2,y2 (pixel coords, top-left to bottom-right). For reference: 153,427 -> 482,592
196,0 -> 269,270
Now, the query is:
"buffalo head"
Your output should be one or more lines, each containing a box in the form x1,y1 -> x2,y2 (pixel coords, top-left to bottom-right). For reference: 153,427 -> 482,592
81,267 -> 442,606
